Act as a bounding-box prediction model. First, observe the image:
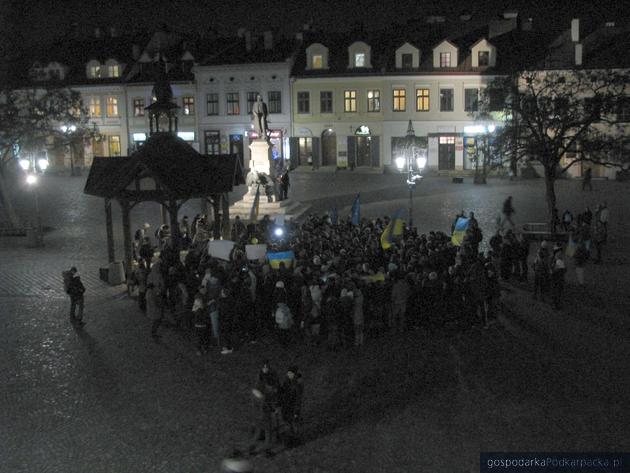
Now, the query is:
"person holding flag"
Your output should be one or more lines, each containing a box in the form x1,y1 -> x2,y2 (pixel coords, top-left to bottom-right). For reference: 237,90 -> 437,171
381,208 -> 405,250
351,193 -> 360,225
451,216 -> 470,247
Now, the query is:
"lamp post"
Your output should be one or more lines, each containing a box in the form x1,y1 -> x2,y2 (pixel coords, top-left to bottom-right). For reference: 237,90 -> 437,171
19,153 -> 48,246
395,121 -> 426,228
60,124 -> 78,175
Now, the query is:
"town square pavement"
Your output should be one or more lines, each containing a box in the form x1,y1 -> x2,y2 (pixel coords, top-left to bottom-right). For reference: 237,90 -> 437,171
1,171 -> 629,472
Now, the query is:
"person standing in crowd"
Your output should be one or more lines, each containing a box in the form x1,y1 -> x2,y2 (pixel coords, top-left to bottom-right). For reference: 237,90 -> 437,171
562,209 -> 574,232
573,238 -> 589,287
532,248 -> 549,301
597,201 -> 609,234
592,221 -> 607,264
502,196 -> 516,229
146,283 -> 162,340
582,167 -> 593,191
67,267 -> 85,326
136,260 -> 148,312
352,281 -> 365,347
516,233 -> 529,282
192,292 -> 209,355
280,170 -> 290,201
390,272 -> 410,333
279,366 -> 303,446
218,283 -> 235,355
550,245 -> 567,310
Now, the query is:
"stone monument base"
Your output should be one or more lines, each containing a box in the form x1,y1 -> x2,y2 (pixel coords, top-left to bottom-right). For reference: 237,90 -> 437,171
229,194 -> 311,222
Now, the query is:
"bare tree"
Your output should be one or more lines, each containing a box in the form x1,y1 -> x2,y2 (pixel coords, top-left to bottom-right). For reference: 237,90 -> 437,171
477,69 -> 630,229
0,86 -> 98,228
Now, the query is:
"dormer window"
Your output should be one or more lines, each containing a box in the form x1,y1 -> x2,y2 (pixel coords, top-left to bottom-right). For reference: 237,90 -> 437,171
348,41 -> 371,69
109,64 -> 120,77
478,51 -> 490,66
354,52 -> 365,67
402,54 -> 413,68
439,52 -> 451,67
90,64 -> 101,78
306,43 -> 329,70
396,43 -> 420,69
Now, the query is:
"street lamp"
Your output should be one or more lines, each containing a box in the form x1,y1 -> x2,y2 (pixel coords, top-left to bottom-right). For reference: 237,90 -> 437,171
25,173 -> 43,246
395,120 -> 426,228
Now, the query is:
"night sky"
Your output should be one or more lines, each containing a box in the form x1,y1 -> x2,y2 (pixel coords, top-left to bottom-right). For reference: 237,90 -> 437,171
2,0 -> 629,54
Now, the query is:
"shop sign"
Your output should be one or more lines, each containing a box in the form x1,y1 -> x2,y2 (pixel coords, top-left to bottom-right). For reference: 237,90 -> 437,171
355,125 -> 370,136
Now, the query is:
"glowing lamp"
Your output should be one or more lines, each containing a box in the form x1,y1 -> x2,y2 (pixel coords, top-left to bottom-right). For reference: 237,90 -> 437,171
487,124 -> 496,133
274,227 -> 284,237
38,159 -> 49,171
19,159 -> 31,171
416,156 -> 427,170
395,156 -> 406,170
26,174 -> 38,185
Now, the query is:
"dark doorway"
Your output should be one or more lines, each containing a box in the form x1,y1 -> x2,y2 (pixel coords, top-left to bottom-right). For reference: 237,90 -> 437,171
229,134 -> 244,168
356,136 -> 371,167
321,129 -> 337,166
438,136 -> 455,170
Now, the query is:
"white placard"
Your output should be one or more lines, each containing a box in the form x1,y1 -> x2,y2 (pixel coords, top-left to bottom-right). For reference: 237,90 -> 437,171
207,240 -> 235,260
245,244 -> 268,261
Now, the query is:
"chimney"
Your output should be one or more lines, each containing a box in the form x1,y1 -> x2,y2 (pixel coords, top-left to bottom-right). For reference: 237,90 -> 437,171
263,31 -> 273,50
94,27 -> 102,38
245,31 -> 252,52
575,43 -> 583,66
571,18 -> 580,42
132,44 -> 141,60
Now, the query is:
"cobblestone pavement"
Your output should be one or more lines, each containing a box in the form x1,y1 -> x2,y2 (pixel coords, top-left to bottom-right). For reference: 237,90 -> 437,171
1,174 -> 629,472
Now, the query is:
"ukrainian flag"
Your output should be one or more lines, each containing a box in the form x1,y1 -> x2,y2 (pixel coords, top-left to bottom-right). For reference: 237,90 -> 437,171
381,208 -> 405,250
351,193 -> 360,225
249,184 -> 260,223
267,250 -> 295,269
451,217 -> 470,246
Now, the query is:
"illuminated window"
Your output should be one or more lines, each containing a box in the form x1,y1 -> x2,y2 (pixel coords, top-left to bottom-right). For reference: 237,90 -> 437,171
226,93 -> 240,115
344,90 -> 357,112
108,135 -> 121,156
206,93 -> 218,115
90,65 -> 101,78
312,54 -> 323,69
89,97 -> 101,116
402,53 -> 413,68
205,130 -> 220,155
106,96 -> 118,117
439,52 -> 451,67
320,91 -> 333,113
439,136 -> 455,144
393,88 -> 406,111
182,96 -> 195,115
354,53 -> 365,67
440,89 -> 454,111
108,64 -> 120,77
367,89 -> 380,112
297,92 -> 310,113
268,91 -> 281,113
464,88 -> 479,112
478,51 -> 490,66
416,88 -> 429,111
133,98 -> 145,117
247,92 -> 258,114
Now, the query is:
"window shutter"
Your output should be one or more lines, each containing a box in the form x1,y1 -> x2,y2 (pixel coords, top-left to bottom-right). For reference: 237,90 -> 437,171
370,135 -> 380,167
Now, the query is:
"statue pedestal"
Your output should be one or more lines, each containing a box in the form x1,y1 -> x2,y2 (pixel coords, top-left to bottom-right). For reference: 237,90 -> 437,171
249,139 -> 272,175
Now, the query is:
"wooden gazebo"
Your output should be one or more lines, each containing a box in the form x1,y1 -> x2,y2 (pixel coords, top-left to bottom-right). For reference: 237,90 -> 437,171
84,132 -> 243,275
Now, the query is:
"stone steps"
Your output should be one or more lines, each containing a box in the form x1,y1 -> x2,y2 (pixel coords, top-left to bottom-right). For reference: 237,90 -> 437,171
229,198 -> 311,222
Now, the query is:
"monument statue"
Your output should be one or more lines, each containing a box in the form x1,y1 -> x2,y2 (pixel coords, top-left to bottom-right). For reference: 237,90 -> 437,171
252,95 -> 269,140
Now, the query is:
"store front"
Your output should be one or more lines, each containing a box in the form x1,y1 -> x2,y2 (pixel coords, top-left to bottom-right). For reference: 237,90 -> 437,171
438,136 -> 456,170
321,129 -> 337,166
347,125 -> 380,168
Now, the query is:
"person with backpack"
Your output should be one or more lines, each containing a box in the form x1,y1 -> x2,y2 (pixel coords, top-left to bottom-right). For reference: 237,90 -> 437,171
66,267 -> 85,326
532,248 -> 549,301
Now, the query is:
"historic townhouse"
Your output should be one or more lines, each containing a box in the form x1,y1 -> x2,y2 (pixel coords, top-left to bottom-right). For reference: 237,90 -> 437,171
193,32 -> 296,170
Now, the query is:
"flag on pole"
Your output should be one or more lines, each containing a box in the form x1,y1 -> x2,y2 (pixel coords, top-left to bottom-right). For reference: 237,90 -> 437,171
249,184 -> 260,223
451,217 -> 470,246
380,208 -> 405,250
331,202 -> 338,225
351,193 -> 361,225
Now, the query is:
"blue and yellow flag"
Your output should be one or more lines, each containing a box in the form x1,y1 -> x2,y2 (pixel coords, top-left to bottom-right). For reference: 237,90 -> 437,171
451,217 -> 470,246
351,193 -> 360,225
267,250 -> 295,269
249,184 -> 260,223
381,208 -> 405,250
331,203 -> 338,225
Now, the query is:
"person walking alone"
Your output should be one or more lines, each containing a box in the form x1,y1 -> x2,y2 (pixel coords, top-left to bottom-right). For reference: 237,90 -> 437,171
67,267 -> 85,326
502,196 -> 516,230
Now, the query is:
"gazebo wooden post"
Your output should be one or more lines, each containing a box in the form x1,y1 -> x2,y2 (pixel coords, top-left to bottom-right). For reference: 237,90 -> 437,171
121,200 -> 133,279
105,198 -> 115,263
160,203 -> 168,226
211,195 -> 221,240
200,197 -> 208,216
168,199 -> 180,250
221,192 -> 230,240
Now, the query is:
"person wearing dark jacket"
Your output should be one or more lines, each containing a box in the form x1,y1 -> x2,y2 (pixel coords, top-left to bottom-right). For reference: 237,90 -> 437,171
279,366 -> 304,445
67,267 -> 85,326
